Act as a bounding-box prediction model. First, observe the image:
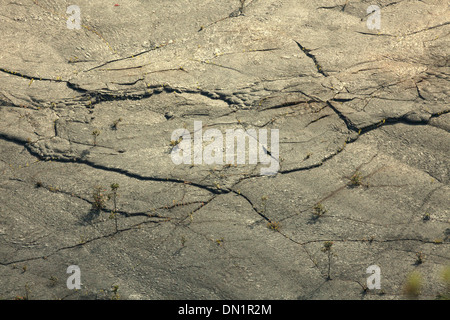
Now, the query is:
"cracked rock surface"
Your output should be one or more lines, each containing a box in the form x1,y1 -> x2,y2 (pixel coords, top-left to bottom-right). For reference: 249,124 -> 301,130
0,0 -> 449,299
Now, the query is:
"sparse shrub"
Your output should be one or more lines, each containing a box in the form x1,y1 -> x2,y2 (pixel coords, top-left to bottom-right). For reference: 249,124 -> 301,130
111,118 -> 122,130
49,276 -> 58,287
349,171 -> 363,187
437,266 -> 450,300
415,252 -> 424,265
111,285 -> 119,300
321,241 -> 334,280
442,266 -> 450,288
92,185 -> 107,211
109,183 -> 119,232
15,283 -> 31,300
267,221 -> 280,231
403,271 -> 422,298
92,129 -> 100,145
181,235 -> 187,247
313,202 -> 327,218
170,137 -> 183,147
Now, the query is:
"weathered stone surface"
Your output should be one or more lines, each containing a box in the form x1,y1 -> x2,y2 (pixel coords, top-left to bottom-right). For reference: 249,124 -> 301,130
0,0 -> 448,300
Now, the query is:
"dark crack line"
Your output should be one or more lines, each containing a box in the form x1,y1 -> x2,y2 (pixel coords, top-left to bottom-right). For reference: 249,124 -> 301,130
327,101 -> 450,135
59,158 -> 227,196
305,113 -> 332,128
110,78 -> 144,86
278,100 -> 450,179
229,189 -> 271,223
257,99 -> 320,112
406,21 -> 450,36
174,195 -> 218,226
300,238 -> 449,246
0,220 -> 165,266
83,43 -> 173,72
355,31 -> 395,37
66,81 -> 244,110
0,67 -> 65,83
10,176 -> 201,221
0,132 -> 227,197
326,101 -> 359,132
317,1 -> 348,11
290,159 -> 449,283
294,40 -> 328,77
225,189 -> 333,278
278,142 -> 349,175
0,66 -> 245,110
278,103 -> 450,177
415,82 -> 426,100
198,0 -> 247,32
430,109 -> 450,119
195,59 -> 245,75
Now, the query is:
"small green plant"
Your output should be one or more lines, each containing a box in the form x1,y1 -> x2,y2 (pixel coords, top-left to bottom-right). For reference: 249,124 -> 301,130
321,241 -> 334,280
49,276 -> 58,287
92,129 -> 100,145
111,118 -> 122,130
313,202 -> 327,218
181,235 -> 187,247
109,183 -> 120,233
79,236 -> 87,245
442,266 -> 450,288
267,221 -> 280,231
111,284 -> 120,300
15,283 -> 31,300
110,183 -> 119,193
92,185 -> 107,211
423,212 -> 430,221
438,266 -> 450,300
415,252 -> 424,265
170,136 -> 183,147
403,271 -> 422,298
437,266 -> 450,299
169,136 -> 184,153
322,241 -> 333,251
349,171 -> 363,187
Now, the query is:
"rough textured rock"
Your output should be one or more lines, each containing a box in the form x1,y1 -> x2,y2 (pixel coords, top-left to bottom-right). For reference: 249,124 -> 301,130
0,0 -> 448,300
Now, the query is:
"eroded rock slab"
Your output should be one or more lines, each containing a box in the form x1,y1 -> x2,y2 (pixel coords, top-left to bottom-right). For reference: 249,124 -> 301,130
0,0 -> 449,300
